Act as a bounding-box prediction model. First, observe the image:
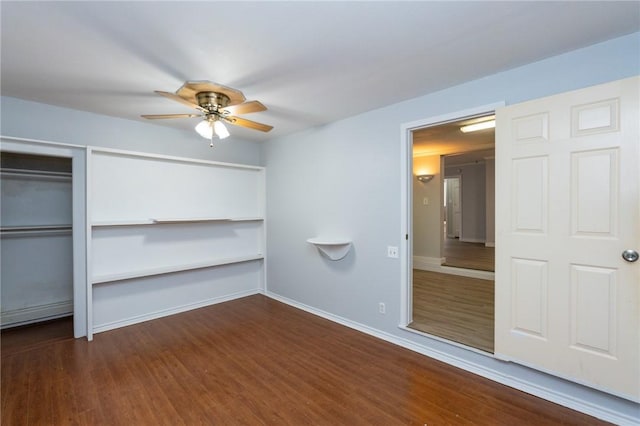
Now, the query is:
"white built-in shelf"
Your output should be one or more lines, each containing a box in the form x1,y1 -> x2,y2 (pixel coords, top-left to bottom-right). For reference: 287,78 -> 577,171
92,220 -> 155,227
229,217 -> 264,222
151,217 -> 263,224
92,254 -> 264,284
307,238 -> 352,261
91,217 -> 263,227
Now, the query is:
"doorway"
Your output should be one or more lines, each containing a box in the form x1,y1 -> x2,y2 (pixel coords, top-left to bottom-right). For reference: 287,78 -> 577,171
441,152 -> 495,273
402,105 -> 500,353
444,176 -> 461,239
1,152 -> 74,331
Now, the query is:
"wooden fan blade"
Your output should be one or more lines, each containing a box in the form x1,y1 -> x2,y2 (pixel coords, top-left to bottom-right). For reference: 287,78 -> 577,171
223,100 -> 267,115
226,116 -> 273,132
155,90 -> 205,112
141,113 -> 201,119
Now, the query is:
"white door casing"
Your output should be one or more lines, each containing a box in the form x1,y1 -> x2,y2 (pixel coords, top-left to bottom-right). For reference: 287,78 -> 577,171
495,77 -> 639,402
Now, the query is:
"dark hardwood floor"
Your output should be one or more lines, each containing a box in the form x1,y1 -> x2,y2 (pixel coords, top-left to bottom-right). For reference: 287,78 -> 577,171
1,316 -> 74,357
1,295 -> 608,425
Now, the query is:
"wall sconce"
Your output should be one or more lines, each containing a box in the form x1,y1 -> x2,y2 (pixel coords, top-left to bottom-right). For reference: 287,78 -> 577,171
416,174 -> 434,183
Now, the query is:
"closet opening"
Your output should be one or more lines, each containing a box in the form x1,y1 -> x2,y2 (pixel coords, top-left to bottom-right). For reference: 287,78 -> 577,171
407,111 -> 496,354
1,152 -> 74,341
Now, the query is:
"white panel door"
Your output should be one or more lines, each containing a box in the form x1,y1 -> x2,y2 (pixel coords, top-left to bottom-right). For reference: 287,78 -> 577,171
495,77 -> 639,402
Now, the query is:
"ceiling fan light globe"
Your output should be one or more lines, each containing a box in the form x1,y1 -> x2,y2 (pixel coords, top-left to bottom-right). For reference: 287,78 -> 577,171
195,120 -> 213,139
214,120 -> 230,139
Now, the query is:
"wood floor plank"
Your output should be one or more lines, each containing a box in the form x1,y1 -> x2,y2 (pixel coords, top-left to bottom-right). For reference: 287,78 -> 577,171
443,238 -> 494,271
1,294 -> 609,425
411,269 -> 494,352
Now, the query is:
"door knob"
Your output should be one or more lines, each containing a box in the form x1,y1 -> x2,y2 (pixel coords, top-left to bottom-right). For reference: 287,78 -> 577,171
622,249 -> 639,262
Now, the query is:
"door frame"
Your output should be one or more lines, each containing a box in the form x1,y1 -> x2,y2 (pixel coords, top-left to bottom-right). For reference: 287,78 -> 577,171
1,136 -> 88,338
399,102 -> 504,327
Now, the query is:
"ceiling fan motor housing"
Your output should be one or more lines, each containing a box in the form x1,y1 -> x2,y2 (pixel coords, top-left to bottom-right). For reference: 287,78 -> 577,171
196,92 -> 231,112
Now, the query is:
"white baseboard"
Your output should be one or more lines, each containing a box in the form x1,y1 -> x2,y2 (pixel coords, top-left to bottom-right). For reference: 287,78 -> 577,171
459,237 -> 486,244
93,289 -> 260,334
485,242 -> 495,248
264,291 -> 639,426
1,300 -> 73,328
413,256 -> 494,280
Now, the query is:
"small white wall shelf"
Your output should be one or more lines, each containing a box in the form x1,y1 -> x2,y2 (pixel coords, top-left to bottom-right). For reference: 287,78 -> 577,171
307,238 -> 352,261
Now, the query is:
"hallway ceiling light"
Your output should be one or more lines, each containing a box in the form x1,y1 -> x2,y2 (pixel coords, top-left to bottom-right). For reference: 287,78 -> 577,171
460,119 -> 495,133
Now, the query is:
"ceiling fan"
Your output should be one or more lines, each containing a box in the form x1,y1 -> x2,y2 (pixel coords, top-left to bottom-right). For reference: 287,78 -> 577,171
141,81 -> 273,145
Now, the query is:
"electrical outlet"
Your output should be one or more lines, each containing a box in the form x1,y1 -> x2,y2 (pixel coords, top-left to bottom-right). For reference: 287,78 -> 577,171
387,246 -> 399,258
378,302 -> 386,314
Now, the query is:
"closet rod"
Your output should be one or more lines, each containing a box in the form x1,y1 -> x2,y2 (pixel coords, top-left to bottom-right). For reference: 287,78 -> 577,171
0,225 -> 72,238
0,168 -> 72,179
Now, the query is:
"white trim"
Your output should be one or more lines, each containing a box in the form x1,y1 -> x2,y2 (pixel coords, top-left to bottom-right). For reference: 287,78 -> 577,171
399,124 -> 412,326
89,146 -> 264,171
459,237 -> 486,244
93,288 -> 261,334
485,242 -> 495,248
1,300 -> 73,328
1,135 -> 85,150
400,324 -> 492,357
85,148 -> 93,340
265,291 -> 639,426
413,257 -> 495,280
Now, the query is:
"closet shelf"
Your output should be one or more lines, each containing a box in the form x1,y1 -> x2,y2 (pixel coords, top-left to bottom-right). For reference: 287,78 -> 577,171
92,254 -> 264,284
307,238 -> 352,261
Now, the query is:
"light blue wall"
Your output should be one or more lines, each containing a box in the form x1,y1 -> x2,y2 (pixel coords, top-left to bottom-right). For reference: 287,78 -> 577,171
263,30 -> 640,332
262,32 -> 640,418
1,97 -> 261,165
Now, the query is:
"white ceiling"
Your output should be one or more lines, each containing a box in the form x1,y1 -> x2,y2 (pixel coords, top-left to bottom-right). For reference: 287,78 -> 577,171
2,1 -> 638,142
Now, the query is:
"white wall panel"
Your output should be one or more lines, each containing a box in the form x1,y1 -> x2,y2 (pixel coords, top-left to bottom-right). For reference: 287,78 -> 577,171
1,233 -> 73,313
92,262 -> 262,332
91,151 -> 263,222
1,173 -> 71,227
91,221 -> 263,279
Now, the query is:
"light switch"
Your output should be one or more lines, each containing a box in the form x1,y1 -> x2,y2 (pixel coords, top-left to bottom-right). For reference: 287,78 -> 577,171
423,197 -> 429,205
